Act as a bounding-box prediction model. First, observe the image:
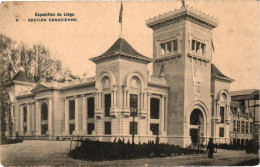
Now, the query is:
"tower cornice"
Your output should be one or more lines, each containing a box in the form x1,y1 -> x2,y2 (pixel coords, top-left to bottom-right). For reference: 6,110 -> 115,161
146,6 -> 219,30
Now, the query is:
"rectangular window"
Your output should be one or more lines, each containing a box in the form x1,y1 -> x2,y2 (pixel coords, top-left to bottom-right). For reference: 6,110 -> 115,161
237,121 -> 240,133
250,122 -> 253,134
220,106 -> 225,123
160,43 -> 166,55
201,43 -> 205,55
241,121 -> 245,133
160,39 -> 178,56
150,123 -> 159,135
246,122 -> 249,133
196,42 -> 200,53
173,39 -> 178,51
129,122 -> 138,135
69,124 -> 75,135
87,97 -> 95,118
23,106 -> 27,122
219,128 -> 224,137
104,122 -> 111,135
150,98 -> 160,119
191,39 -> 206,56
166,41 -> 172,53
87,123 -> 95,135
130,94 -> 138,117
192,40 -> 196,51
105,94 -> 111,117
233,120 -> 236,132
69,100 -> 75,120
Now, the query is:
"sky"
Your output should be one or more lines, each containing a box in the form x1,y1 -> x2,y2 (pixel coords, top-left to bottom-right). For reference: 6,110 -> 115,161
0,0 -> 259,91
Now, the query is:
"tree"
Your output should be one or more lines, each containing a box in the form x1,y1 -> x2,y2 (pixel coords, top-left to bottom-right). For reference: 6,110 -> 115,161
0,33 -> 74,140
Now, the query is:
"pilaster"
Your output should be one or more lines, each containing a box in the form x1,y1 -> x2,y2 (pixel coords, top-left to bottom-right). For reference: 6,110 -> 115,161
62,98 -> 69,135
47,98 -> 53,135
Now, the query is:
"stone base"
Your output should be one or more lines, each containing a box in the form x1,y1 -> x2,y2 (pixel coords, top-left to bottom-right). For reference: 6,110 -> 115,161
47,130 -> 53,136
25,131 -> 33,135
72,130 -> 80,135
62,131 -> 69,135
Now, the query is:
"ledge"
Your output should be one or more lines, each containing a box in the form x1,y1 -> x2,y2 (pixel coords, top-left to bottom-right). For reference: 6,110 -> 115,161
187,53 -> 210,63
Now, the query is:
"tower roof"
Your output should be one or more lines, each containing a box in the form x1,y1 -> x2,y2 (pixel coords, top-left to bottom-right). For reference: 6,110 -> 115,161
211,64 -> 234,82
146,6 -> 219,29
11,70 -> 35,83
90,38 -> 152,64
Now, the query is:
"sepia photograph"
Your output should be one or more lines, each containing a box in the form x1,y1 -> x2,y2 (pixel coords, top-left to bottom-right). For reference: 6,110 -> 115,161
0,0 -> 259,166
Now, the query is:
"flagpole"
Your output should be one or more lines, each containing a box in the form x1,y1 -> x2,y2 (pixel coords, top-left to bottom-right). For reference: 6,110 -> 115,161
119,1 -> 123,38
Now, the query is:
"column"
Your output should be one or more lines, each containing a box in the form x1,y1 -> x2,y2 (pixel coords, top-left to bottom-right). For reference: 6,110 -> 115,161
160,96 -> 165,134
111,91 -> 114,108
140,92 -> 143,109
95,93 -> 98,109
144,92 -> 147,111
114,90 -> 117,107
127,90 -> 130,108
63,98 -> 69,135
123,89 -> 127,108
164,96 -> 168,132
74,96 -> 79,133
20,105 -> 24,134
82,96 -> 87,132
99,93 -> 102,109
10,103 -> 14,123
31,103 -> 36,134
35,101 -> 41,135
48,98 -> 53,135
26,103 -> 32,135
147,93 -> 151,135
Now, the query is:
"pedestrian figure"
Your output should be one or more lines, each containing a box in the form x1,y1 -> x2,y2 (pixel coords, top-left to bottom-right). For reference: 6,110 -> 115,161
156,135 -> 160,145
15,131 -> 19,140
207,138 -> 214,158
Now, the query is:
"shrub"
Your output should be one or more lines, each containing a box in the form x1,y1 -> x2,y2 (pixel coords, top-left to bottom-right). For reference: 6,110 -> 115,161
68,140 -> 205,161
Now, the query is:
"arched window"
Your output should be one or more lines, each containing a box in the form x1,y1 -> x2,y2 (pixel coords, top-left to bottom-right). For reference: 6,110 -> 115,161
130,77 -> 139,89
102,77 -> 111,89
220,93 -> 228,103
41,102 -> 48,121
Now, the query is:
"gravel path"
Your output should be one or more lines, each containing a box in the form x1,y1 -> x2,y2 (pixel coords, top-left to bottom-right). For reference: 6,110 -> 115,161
0,140 -> 259,166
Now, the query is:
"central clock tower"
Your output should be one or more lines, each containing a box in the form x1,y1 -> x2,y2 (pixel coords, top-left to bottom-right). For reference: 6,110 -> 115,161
146,6 -> 219,147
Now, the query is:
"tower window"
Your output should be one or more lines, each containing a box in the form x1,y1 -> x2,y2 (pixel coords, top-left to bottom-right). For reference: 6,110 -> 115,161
191,39 -> 206,56
241,121 -> 245,133
160,39 -> 178,56
250,122 -> 253,133
246,122 -> 249,133
233,120 -> 236,132
237,121 -> 240,133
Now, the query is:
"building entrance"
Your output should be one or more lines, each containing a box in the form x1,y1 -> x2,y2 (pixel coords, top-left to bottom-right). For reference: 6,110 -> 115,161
190,109 -> 204,145
190,129 -> 198,144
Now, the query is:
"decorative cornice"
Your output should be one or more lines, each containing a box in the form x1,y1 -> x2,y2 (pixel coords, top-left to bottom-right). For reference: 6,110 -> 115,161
146,6 -> 219,30
90,52 -> 152,64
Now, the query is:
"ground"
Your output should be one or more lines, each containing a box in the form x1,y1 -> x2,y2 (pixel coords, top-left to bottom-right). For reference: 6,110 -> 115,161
0,140 -> 259,166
